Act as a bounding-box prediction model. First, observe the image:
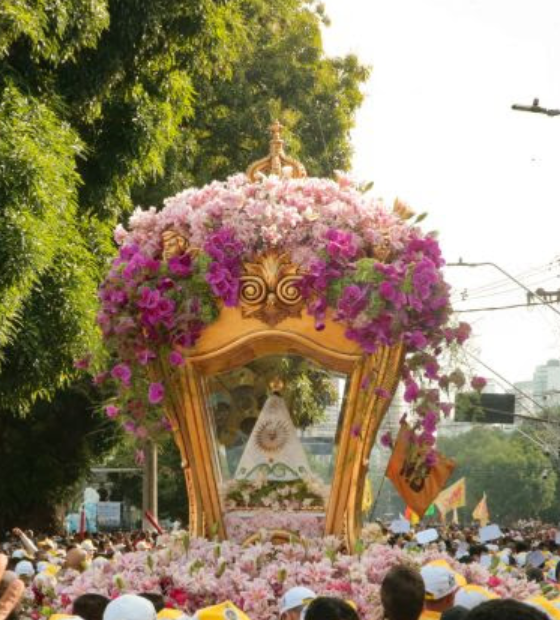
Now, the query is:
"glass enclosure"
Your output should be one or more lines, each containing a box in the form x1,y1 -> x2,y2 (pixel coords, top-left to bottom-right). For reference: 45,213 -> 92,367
203,354 -> 349,541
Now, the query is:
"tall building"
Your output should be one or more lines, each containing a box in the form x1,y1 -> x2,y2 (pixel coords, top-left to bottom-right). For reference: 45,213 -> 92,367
533,359 -> 560,408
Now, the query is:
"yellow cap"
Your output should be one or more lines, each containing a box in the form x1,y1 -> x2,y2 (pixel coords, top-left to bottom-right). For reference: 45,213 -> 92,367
195,602 -> 251,620
526,596 -> 560,620
426,559 -> 467,587
158,610 -> 185,620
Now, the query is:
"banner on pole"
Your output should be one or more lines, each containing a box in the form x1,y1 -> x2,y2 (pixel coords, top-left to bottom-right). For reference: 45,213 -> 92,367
473,493 -> 489,527
386,424 -> 456,518
97,502 -> 122,528
434,477 -> 466,515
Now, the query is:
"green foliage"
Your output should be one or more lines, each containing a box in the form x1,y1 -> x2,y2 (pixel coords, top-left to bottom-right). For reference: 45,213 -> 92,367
438,427 -> 556,523
0,381 -> 119,532
133,0 -> 370,205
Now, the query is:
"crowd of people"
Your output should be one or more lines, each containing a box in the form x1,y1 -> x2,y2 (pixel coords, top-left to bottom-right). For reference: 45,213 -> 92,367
3,522 -> 560,620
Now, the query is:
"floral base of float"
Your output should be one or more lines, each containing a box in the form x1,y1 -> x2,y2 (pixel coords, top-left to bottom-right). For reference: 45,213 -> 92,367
27,534 -> 536,620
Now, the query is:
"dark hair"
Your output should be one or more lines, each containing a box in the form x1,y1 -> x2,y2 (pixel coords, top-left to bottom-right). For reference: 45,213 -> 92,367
380,565 -> 425,620
139,592 -> 165,612
72,593 -> 110,620
465,599 -> 548,620
525,567 -> 544,583
442,607 -> 469,620
305,597 -> 360,620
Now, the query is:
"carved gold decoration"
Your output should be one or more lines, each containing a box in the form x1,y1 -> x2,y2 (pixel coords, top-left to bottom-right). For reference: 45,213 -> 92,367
268,376 -> 284,393
239,251 -> 304,326
162,230 -> 188,260
246,120 -> 307,182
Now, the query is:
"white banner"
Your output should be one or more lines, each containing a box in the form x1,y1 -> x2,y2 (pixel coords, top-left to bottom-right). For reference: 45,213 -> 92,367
97,502 -> 121,527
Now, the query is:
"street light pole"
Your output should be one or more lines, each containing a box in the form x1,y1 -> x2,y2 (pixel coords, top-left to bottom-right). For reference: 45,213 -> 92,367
446,261 -> 560,318
511,98 -> 560,117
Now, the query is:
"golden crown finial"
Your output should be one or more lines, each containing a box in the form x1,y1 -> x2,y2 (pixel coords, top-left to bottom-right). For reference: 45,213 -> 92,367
246,120 -> 307,182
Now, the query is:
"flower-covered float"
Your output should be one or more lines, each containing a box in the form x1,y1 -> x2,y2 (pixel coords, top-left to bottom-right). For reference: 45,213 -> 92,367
97,121 -> 475,549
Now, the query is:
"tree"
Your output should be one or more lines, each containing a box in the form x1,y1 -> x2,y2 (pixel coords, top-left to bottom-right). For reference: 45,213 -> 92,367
438,427 -> 556,523
0,381 -> 120,532
0,0 -> 245,410
133,0 -> 370,206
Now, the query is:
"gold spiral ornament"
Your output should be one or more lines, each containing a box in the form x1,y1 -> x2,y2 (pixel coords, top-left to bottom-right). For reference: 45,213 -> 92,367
239,275 -> 267,306
277,275 -> 302,306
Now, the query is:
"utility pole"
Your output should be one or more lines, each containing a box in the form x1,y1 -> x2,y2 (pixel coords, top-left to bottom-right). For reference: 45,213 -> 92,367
142,440 -> 158,531
511,98 -> 560,117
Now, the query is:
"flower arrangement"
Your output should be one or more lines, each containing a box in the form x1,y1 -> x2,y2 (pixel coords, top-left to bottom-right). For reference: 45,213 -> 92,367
25,534 -> 537,620
95,172 -> 482,462
222,477 -> 327,511
224,512 -> 326,543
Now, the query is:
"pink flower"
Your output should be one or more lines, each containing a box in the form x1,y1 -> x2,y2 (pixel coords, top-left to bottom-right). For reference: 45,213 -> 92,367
380,431 -> 393,448
471,376 -> 487,391
148,382 -> 165,404
105,405 -> 120,419
169,351 -> 184,366
111,363 -> 132,386
374,387 -> 390,399
404,380 -> 420,403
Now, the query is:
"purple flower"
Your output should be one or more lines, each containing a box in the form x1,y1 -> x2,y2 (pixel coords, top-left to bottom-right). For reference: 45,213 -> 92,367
93,371 -> 109,385
206,263 -> 239,306
424,450 -> 438,468
380,431 -> 393,448
412,258 -> 438,299
324,229 -> 358,260
337,284 -> 369,320
123,420 -> 136,433
403,380 -> 420,403
148,382 -> 165,404
105,405 -> 120,418
378,281 -> 405,308
73,356 -> 91,370
422,411 -> 438,434
169,351 -> 184,366
471,376 -> 487,391
137,287 -> 161,310
168,253 -> 193,277
160,416 -> 172,431
405,330 -> 428,350
351,424 -> 362,438
111,363 -> 132,385
135,449 -> 145,466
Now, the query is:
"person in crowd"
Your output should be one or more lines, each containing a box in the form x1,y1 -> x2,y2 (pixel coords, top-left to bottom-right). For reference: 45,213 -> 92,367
103,594 -> 157,620
380,565 -> 425,620
139,593 -> 165,613
441,608 -> 469,620
64,547 -> 88,572
72,593 -> 110,620
305,597 -> 360,620
279,586 -> 317,620
464,599 -> 548,619
420,565 -> 458,619
0,554 -> 24,620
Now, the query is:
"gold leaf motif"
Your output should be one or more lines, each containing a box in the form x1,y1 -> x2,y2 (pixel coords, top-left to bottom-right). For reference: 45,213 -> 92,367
239,252 -> 304,326
162,230 -> 188,260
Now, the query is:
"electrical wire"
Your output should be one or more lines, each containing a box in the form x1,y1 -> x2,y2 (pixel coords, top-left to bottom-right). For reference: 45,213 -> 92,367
453,301 -> 559,313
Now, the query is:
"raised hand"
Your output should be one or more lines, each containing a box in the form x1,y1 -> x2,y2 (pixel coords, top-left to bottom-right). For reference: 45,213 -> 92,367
0,555 -> 24,620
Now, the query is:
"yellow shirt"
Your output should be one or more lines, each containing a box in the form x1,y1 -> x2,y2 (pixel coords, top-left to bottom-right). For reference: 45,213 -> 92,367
420,611 -> 441,620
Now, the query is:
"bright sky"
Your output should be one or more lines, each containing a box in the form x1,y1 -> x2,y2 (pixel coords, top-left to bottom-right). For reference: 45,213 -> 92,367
322,0 -> 560,387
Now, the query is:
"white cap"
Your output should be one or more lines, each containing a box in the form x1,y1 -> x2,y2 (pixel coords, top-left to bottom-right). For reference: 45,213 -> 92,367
455,586 -> 496,610
420,565 -> 457,601
279,587 -> 317,615
104,595 -> 157,620
81,540 -> 96,552
11,549 -> 26,560
15,560 -> 35,577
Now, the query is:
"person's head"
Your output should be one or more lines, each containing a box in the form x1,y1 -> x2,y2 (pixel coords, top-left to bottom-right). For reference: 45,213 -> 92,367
139,593 -> 165,613
65,548 -> 88,571
14,560 -> 34,584
279,587 -> 317,620
380,565 -> 425,620
526,567 -> 544,583
464,599 -> 547,620
304,597 -> 359,620
420,565 -> 457,613
103,594 -> 157,620
73,593 -> 110,620
441,607 -> 469,620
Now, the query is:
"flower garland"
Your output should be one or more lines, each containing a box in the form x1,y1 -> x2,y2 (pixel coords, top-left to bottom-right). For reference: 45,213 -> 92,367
25,534 -> 537,620
95,173 -> 484,463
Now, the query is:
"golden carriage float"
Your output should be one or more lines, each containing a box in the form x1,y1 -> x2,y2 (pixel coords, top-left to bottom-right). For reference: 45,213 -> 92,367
99,122 -> 464,550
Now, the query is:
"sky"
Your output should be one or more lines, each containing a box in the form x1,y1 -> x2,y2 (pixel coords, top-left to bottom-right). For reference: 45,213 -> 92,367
321,0 -> 560,387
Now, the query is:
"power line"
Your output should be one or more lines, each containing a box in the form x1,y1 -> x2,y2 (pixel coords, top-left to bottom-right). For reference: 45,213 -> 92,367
453,300 -> 559,313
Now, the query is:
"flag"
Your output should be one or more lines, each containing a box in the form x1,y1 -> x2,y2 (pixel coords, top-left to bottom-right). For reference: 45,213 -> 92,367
79,506 -> 86,540
434,478 -> 467,516
404,506 -> 420,525
473,493 -> 490,527
386,423 -> 456,518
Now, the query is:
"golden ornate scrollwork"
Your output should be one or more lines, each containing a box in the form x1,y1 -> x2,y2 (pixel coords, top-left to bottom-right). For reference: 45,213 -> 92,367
246,120 -> 307,182
239,252 -> 304,326
162,230 -> 188,260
